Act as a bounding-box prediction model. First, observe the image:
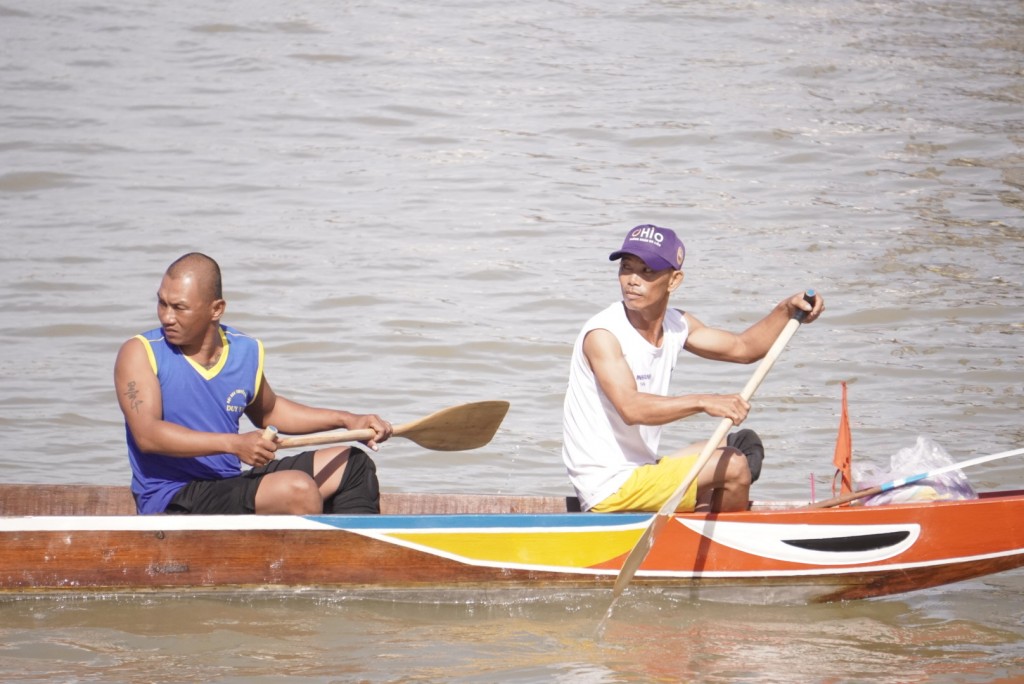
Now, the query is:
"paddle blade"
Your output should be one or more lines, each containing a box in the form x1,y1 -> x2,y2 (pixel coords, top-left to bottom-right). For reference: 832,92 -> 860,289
611,513 -> 670,598
397,400 -> 510,451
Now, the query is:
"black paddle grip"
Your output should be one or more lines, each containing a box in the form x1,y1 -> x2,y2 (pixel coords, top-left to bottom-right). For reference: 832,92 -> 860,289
794,289 -> 816,322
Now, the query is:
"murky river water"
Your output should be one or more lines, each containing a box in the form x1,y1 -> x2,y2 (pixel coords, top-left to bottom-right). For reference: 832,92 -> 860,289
1,0 -> 1022,681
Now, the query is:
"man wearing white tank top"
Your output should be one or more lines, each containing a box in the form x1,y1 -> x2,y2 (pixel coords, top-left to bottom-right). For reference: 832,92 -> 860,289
562,225 -> 824,513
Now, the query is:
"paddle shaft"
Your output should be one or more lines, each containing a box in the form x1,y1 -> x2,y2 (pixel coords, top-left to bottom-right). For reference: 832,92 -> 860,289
806,446 -> 1024,509
611,291 -> 815,599
279,427 -> 376,449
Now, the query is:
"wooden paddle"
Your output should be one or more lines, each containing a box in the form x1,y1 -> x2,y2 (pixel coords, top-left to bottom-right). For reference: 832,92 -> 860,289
609,291 -> 816,601
273,400 -> 510,452
805,446 -> 1024,509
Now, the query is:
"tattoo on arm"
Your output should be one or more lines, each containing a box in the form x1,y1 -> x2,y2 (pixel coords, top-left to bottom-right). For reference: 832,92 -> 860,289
124,380 -> 143,413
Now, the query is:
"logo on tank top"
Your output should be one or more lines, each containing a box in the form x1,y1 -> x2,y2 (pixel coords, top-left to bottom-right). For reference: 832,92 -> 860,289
636,372 -> 652,389
225,389 -> 249,414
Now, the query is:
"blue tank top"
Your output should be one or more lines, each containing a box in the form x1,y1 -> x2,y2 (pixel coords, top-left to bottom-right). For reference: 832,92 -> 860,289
127,324 -> 265,514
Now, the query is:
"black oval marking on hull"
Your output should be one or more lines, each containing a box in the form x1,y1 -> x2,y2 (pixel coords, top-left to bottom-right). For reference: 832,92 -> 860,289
783,531 -> 911,553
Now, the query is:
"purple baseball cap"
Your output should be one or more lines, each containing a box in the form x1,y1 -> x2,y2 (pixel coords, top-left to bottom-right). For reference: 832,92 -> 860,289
609,224 -> 686,271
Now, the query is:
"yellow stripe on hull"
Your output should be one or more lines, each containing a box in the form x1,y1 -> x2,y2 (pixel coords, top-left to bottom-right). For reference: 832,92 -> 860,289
387,528 -> 643,568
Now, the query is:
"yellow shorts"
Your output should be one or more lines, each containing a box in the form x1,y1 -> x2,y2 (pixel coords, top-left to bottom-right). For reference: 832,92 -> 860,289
591,453 -> 701,513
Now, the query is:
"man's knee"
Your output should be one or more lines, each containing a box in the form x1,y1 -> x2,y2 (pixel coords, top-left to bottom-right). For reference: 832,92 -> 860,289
258,471 -> 322,514
325,448 -> 380,514
727,429 -> 764,482
284,471 -> 322,502
721,446 -> 752,488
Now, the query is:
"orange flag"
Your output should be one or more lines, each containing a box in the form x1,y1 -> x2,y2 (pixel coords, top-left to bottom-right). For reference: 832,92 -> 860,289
831,381 -> 853,497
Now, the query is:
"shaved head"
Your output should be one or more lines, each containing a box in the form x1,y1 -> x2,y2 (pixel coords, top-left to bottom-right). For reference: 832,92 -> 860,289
165,252 -> 223,302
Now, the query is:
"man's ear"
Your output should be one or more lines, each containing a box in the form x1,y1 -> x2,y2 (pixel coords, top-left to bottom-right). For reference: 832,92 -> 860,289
211,298 -> 226,322
667,269 -> 685,292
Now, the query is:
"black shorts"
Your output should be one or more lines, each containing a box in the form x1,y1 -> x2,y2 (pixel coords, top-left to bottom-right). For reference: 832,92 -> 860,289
165,448 -> 379,515
166,451 -> 316,515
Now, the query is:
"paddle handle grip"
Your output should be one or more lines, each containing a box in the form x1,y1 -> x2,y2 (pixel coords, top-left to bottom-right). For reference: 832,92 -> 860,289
794,289 -> 816,323
278,428 -> 377,449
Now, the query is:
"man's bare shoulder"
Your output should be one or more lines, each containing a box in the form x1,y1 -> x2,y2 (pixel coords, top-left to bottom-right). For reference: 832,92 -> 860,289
582,326 -> 620,348
114,335 -> 154,374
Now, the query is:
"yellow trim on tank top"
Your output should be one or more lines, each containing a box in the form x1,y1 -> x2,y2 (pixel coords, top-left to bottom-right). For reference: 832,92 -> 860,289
184,326 -> 230,380
135,334 -> 159,375
252,338 -> 265,400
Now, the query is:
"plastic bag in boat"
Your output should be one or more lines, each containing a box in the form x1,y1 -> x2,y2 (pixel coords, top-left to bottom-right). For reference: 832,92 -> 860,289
852,435 -> 978,505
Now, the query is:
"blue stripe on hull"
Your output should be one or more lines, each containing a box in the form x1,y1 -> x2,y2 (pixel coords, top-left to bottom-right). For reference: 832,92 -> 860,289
307,512 -> 651,530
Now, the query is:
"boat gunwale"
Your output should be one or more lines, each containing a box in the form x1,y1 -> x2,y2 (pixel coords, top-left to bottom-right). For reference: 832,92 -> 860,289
3,483 -> 1024,519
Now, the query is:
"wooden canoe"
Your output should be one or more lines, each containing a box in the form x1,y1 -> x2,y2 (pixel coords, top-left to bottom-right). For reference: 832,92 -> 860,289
2,483 -> 1023,603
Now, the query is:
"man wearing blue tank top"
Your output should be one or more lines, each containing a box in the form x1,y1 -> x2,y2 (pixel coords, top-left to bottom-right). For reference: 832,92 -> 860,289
115,252 -> 393,515
562,225 -> 824,513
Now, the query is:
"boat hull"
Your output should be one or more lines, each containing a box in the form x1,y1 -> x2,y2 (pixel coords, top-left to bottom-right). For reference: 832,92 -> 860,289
2,485 -> 1023,602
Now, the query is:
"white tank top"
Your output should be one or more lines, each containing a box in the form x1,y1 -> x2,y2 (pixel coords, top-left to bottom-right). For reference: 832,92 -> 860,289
562,302 -> 689,510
